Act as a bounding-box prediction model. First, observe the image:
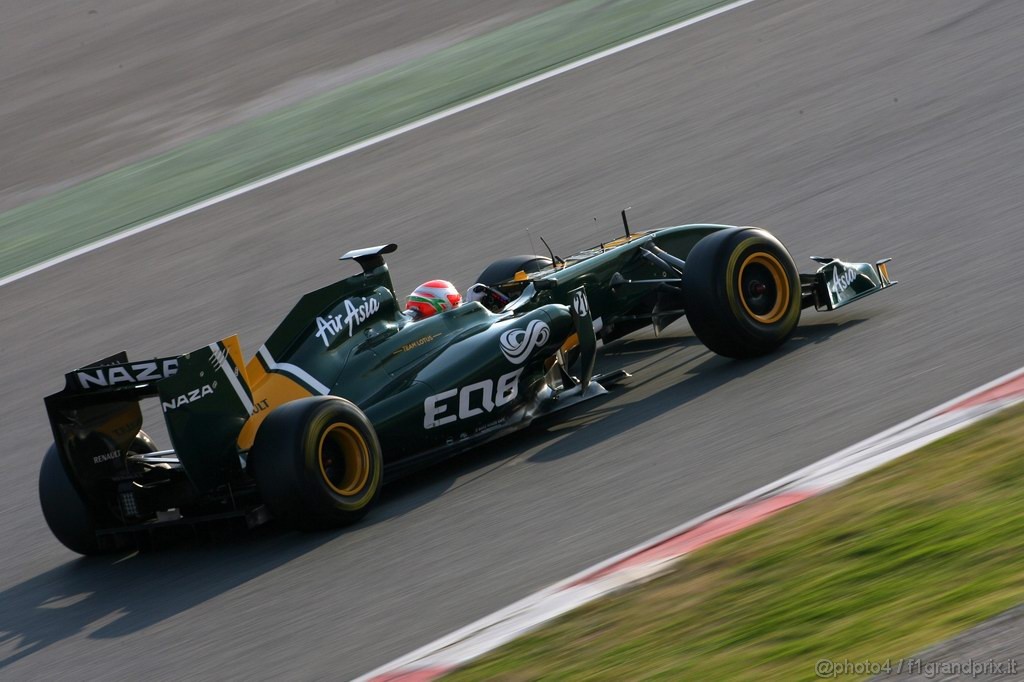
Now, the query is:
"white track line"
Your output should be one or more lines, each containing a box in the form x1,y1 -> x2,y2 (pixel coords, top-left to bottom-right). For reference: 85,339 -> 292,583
0,0 -> 760,289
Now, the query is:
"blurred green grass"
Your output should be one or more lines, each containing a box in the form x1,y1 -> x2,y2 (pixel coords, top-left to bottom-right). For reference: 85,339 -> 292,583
0,0 -> 731,279
449,403 -> 1024,681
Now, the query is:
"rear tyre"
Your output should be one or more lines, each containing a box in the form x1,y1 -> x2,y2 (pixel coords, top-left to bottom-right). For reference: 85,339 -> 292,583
38,431 -> 156,555
248,397 -> 383,529
39,444 -> 104,555
681,227 -> 801,358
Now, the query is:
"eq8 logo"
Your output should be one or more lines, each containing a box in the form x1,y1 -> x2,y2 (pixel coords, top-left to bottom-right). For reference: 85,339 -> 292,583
423,369 -> 523,429
499,319 -> 550,365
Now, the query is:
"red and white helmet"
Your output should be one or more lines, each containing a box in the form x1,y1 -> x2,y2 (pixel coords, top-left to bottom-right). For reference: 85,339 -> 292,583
405,280 -> 462,319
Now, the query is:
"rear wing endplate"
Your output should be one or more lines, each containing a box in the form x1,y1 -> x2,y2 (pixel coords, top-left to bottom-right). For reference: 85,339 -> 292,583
45,336 -> 256,493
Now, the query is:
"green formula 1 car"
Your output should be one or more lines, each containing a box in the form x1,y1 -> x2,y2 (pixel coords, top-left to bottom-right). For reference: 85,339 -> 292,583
40,221 -> 895,553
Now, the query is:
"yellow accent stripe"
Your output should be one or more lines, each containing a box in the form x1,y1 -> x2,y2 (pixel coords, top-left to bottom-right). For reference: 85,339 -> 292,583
236,371 -> 313,450
601,231 -> 649,250
245,352 -> 268,385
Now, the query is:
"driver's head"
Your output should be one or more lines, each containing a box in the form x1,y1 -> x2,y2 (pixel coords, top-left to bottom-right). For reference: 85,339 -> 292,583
405,280 -> 462,320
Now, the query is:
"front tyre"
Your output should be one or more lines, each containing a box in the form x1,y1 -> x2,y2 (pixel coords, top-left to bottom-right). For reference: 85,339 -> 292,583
248,397 -> 383,529
681,227 -> 801,358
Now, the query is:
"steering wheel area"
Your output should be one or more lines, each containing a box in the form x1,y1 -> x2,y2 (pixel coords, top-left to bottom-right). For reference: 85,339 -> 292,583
466,283 -> 511,312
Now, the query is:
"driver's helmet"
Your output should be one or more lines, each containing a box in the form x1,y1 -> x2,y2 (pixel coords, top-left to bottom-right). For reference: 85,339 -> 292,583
405,280 -> 462,319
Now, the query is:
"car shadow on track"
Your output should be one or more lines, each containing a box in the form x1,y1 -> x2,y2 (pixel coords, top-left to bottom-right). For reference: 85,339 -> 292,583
0,320 -> 862,669
524,318 -> 866,464
0,526 -> 334,670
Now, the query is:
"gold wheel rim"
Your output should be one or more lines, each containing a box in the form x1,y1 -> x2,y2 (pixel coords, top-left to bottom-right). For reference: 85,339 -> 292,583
738,253 -> 789,324
318,423 -> 370,496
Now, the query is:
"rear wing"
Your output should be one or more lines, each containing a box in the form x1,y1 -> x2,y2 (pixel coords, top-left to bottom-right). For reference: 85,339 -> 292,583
62,352 -> 181,393
45,336 -> 255,495
44,243 -> 403,499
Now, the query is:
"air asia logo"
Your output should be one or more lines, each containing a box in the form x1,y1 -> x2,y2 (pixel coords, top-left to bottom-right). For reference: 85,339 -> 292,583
499,320 -> 550,365
827,266 -> 860,298
161,383 -> 216,412
423,368 -> 523,429
315,297 -> 381,347
76,359 -> 179,389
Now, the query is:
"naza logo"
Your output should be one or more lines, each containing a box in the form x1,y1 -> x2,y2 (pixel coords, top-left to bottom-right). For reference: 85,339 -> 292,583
499,320 -> 550,365
162,383 -> 216,412
75,359 -> 180,388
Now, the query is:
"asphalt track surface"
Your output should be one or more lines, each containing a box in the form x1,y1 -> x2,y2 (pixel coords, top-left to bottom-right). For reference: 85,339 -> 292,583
2,0 -> 1024,678
0,0 -> 565,212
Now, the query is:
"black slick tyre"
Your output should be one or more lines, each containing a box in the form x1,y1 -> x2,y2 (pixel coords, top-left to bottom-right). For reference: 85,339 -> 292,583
681,227 -> 801,358
248,397 -> 383,529
38,431 -> 157,555
39,444 -> 105,555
